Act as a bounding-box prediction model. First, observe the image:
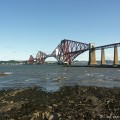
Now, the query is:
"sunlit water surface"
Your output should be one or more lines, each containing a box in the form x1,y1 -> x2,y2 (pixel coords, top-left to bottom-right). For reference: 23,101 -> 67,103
0,64 -> 120,92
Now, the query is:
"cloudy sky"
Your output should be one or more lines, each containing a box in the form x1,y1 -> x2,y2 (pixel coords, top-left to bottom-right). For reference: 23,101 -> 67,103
0,0 -> 120,61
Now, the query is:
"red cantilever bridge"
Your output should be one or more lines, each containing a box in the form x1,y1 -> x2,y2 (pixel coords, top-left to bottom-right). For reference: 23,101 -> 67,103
29,39 -> 120,65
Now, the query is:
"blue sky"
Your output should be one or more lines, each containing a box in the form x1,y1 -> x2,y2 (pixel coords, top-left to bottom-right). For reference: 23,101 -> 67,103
0,0 -> 120,61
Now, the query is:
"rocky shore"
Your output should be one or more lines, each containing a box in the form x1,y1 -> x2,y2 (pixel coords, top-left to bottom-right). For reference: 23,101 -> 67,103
0,86 -> 120,120
0,72 -> 12,76
0,72 -> 7,76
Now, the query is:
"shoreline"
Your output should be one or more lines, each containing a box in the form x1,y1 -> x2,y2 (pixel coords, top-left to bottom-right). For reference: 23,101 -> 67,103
63,64 -> 120,68
0,85 -> 120,120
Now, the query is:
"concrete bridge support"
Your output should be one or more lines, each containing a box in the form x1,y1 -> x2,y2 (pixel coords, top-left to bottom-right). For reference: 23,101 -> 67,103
113,46 -> 119,65
88,43 -> 97,65
101,48 -> 106,65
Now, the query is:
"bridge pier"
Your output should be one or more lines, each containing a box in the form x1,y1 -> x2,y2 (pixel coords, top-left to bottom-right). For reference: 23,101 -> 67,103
101,48 -> 106,65
88,43 -> 97,65
113,46 -> 119,65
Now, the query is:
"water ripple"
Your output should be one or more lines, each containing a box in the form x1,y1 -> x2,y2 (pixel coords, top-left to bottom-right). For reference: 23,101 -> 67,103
0,65 -> 120,91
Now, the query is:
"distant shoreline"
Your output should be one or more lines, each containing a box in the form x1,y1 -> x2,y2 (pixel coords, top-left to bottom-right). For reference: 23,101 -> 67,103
64,64 -> 120,68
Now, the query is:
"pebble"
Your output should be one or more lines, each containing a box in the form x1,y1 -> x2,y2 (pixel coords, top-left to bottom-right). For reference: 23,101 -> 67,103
0,86 -> 120,120
48,115 -> 54,120
52,104 -> 58,107
10,101 -> 14,104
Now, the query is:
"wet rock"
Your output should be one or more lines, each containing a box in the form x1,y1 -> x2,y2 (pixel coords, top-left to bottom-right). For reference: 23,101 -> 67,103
42,111 -> 50,119
0,112 -> 3,118
47,106 -> 53,112
48,114 -> 54,120
30,111 -> 42,120
10,101 -> 14,104
0,72 -> 7,76
53,76 -> 68,82
0,72 -> 12,76
0,86 -> 120,119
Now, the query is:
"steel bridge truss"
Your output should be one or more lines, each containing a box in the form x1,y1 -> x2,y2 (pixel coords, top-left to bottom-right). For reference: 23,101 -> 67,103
36,51 -> 48,64
95,42 -> 120,50
52,39 -> 89,64
29,40 -> 120,65
30,39 -> 89,64
29,55 -> 34,64
52,43 -> 62,62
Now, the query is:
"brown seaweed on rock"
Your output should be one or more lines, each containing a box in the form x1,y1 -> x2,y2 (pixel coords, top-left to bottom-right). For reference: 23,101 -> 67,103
0,86 -> 120,120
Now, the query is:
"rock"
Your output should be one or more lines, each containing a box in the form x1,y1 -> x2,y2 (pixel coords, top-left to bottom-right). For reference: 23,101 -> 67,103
57,113 -> 61,117
0,112 -> 3,117
30,111 -> 41,120
33,111 -> 40,118
48,115 -> 54,120
44,111 -> 50,119
47,106 -> 53,112
0,72 -> 6,76
10,101 -> 14,104
69,100 -> 74,104
52,104 -> 58,107
0,86 -> 120,119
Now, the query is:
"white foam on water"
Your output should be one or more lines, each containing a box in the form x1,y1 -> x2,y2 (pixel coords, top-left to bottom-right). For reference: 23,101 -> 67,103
4,72 -> 13,75
86,74 -> 90,76
100,75 -> 104,77
25,80 -> 29,82
63,73 -> 66,75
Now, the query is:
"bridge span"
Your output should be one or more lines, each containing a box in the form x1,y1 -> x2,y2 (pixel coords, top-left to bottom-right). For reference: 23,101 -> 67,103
29,39 -> 120,66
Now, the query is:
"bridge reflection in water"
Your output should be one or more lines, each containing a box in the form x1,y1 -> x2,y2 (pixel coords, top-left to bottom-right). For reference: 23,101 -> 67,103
29,39 -> 120,66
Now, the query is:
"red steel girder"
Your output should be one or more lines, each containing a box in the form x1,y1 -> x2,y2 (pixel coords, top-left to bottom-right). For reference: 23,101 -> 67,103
29,39 -> 89,64
29,55 -> 34,64
51,39 -> 89,64
51,43 -> 62,61
60,39 -> 89,64
95,42 -> 120,50
36,51 -> 47,64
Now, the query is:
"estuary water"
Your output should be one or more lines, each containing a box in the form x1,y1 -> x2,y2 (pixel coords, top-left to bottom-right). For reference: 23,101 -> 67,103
0,64 -> 120,92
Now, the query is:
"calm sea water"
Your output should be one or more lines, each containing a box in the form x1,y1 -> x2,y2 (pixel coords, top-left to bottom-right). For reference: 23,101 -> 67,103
0,64 -> 120,92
